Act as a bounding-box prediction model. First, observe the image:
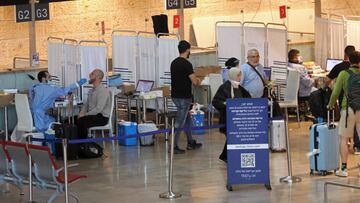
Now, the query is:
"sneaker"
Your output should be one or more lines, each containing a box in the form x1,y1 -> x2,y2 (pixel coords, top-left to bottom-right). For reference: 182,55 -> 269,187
335,168 -> 348,177
173,146 -> 185,154
354,147 -> 360,155
187,140 -> 202,150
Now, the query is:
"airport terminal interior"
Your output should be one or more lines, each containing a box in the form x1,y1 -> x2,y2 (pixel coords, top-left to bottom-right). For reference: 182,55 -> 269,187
1,0 -> 360,203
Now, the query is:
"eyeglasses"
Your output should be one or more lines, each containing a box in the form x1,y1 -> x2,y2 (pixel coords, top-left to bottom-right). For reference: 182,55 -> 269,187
249,55 -> 260,58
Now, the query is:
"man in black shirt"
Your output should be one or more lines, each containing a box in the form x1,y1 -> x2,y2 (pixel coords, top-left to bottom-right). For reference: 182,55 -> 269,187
326,45 -> 360,154
171,40 -> 202,154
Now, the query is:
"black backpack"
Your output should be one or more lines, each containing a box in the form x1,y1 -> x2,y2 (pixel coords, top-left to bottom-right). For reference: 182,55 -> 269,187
78,142 -> 103,159
345,69 -> 360,127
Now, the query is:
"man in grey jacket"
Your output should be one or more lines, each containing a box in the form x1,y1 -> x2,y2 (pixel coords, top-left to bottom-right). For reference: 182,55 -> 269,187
77,69 -> 111,139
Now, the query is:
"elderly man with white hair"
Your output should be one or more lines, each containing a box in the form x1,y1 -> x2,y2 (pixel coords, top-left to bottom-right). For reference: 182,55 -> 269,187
240,49 -> 267,98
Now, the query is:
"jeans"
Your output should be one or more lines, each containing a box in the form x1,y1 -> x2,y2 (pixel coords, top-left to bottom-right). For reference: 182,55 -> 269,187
76,114 -> 108,139
172,98 -> 194,147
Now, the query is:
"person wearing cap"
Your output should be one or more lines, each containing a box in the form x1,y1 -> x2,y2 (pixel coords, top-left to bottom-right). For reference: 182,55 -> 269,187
212,68 -> 251,163
29,71 -> 87,132
222,57 -> 240,82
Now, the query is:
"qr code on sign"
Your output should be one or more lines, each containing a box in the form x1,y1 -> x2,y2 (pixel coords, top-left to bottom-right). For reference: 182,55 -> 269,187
241,153 -> 256,168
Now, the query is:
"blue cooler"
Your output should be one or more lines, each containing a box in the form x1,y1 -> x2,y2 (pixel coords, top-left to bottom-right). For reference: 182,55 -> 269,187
118,122 -> 138,146
44,133 -> 56,155
191,111 -> 205,135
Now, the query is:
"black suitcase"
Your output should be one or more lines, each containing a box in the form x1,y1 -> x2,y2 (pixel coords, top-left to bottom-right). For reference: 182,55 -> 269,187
55,94 -> 79,160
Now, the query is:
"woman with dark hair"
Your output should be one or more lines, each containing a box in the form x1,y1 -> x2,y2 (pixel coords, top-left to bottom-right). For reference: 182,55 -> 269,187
212,68 -> 251,163
221,57 -> 240,82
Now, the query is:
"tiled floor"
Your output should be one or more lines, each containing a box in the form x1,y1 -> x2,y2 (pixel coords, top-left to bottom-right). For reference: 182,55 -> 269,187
1,121 -> 360,203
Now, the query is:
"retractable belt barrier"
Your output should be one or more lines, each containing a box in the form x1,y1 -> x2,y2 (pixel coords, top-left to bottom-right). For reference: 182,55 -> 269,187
30,124 -> 226,144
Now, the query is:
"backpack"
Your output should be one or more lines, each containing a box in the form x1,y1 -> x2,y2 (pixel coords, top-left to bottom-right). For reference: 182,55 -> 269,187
78,142 -> 103,159
345,69 -> 360,127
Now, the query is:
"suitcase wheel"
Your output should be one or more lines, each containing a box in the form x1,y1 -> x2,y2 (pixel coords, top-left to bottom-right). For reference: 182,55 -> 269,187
321,171 -> 327,176
226,184 -> 233,192
310,170 -> 314,176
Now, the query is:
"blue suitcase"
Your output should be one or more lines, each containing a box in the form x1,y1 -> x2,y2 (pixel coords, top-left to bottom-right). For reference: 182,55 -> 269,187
309,117 -> 339,176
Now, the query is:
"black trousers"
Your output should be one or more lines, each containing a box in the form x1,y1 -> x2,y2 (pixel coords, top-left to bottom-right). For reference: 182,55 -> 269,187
76,114 -> 108,139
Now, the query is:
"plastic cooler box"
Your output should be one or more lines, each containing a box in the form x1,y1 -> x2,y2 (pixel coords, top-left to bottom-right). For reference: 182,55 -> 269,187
118,122 -> 138,146
191,111 -> 205,135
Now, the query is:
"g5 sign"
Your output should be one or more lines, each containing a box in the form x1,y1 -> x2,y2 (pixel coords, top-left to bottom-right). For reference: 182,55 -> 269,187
165,0 -> 197,10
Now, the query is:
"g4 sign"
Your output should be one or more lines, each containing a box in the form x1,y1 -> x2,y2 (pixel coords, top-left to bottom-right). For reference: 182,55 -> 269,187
15,3 -> 50,23
183,0 -> 196,8
165,0 -> 180,10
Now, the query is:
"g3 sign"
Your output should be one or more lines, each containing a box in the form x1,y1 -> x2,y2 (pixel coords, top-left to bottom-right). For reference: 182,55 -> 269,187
183,0 -> 196,8
165,0 -> 180,10
15,3 -> 50,23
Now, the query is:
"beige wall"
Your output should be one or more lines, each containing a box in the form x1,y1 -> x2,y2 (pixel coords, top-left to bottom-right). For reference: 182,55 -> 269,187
0,0 -> 355,68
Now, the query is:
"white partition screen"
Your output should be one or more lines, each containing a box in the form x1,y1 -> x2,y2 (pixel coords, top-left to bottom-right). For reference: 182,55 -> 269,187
216,23 -> 243,66
112,34 -> 137,84
64,43 -> 79,87
243,25 -> 266,65
330,20 -> 344,59
138,36 -> 156,81
346,20 -> 360,50
267,27 -> 287,67
48,41 -> 64,86
157,37 -> 179,86
315,17 -> 329,69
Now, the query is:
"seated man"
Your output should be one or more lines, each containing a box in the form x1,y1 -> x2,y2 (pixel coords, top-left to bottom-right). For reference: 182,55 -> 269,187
288,49 -> 316,117
240,49 -> 266,98
29,71 -> 86,132
77,69 -> 111,139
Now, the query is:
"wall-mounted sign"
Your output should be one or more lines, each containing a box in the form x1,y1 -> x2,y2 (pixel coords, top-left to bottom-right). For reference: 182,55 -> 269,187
183,0 -> 196,9
15,3 -> 50,23
165,0 -> 180,10
173,15 -> 180,28
279,5 -> 287,19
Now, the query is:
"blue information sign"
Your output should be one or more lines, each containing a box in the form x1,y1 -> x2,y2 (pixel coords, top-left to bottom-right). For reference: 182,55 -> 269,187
226,98 -> 270,187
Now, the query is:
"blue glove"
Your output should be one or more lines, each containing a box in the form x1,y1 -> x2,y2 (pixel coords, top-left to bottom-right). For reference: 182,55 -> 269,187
77,78 -> 87,86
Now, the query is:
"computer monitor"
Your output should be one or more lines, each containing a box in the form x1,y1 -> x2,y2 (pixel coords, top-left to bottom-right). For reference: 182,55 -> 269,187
326,59 -> 343,72
135,80 -> 154,92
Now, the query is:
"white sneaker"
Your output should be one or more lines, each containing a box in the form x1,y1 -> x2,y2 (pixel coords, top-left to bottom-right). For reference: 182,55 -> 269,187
335,168 -> 348,177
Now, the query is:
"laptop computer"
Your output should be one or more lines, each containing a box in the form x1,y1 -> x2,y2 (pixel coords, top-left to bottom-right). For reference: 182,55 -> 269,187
326,58 -> 343,72
134,80 -> 154,94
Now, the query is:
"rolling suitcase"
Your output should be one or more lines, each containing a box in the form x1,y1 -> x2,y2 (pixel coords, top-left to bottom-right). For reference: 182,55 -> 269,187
269,118 -> 286,152
138,122 -> 157,146
309,111 -> 339,176
55,94 -> 79,160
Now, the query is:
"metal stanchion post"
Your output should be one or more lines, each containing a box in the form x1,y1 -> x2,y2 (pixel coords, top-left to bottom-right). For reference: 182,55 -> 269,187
159,119 -> 181,199
4,106 -> 8,141
280,108 -> 301,184
62,139 -> 69,203
27,136 -> 36,203
164,97 -> 169,141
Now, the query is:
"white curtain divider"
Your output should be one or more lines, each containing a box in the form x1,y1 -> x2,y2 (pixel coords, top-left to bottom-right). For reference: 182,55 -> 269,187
315,17 -> 329,69
48,41 -> 64,86
216,23 -> 243,66
267,27 -> 287,67
157,37 -> 179,86
64,43 -> 79,87
243,25 -> 266,65
112,34 -> 137,84
138,35 -> 156,81
329,20 -> 344,59
346,20 -> 360,50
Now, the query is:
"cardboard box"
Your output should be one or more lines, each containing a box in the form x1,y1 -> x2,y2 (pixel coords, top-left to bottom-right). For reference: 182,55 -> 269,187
120,84 -> 135,94
194,66 -> 222,77
153,86 -> 171,97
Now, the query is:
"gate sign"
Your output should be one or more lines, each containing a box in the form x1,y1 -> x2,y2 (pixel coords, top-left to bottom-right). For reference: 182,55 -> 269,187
15,3 -> 50,23
279,5 -> 287,19
226,98 -> 270,185
183,0 -> 196,8
165,0 -> 180,10
173,15 -> 180,28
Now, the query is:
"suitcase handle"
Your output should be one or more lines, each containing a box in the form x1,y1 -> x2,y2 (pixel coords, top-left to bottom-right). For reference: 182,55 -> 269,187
327,110 -> 336,129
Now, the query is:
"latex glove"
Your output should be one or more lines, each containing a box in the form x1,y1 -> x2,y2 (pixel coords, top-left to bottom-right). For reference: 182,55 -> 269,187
77,78 -> 87,86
